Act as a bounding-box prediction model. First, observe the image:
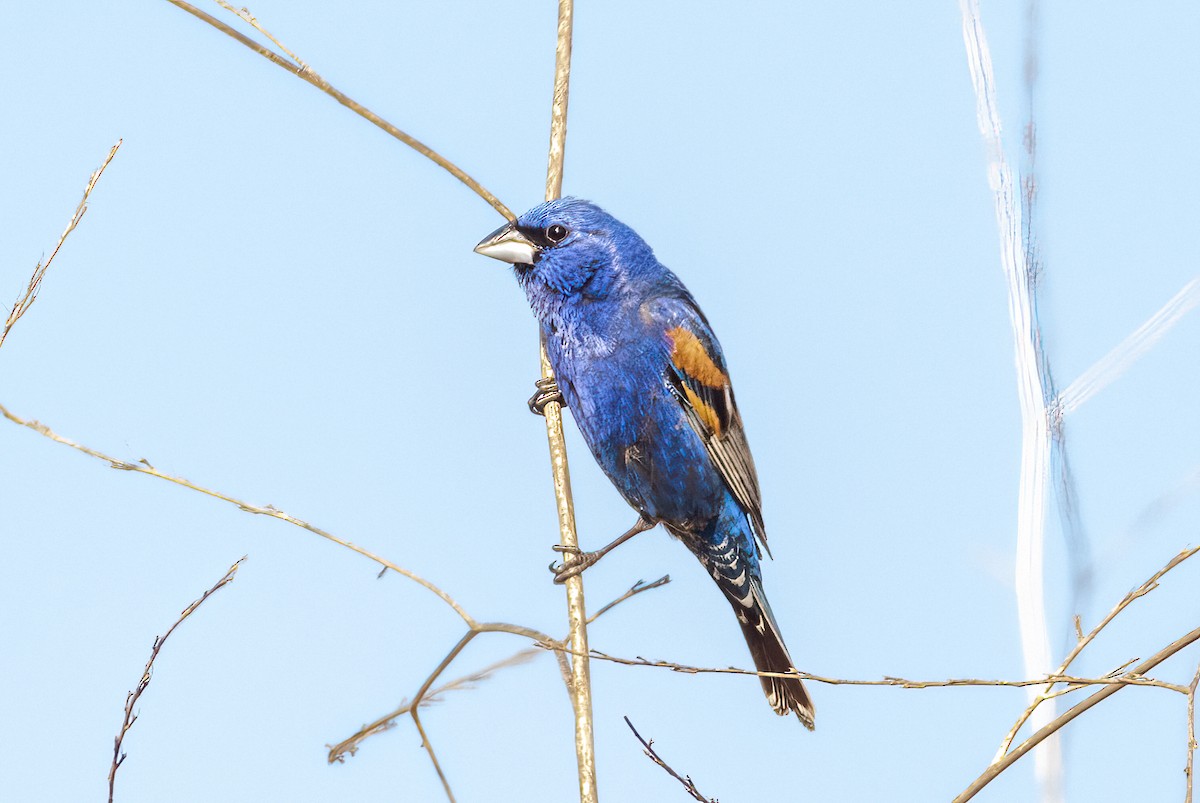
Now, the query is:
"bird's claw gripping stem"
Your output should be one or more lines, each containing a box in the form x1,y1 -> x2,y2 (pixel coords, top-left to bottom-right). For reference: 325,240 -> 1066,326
549,545 -> 600,584
528,377 -> 565,416
546,517 -> 657,585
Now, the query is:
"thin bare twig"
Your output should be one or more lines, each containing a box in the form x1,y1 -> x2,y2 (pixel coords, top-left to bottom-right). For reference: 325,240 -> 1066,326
213,0 -> 308,70
624,717 -> 717,803
162,0 -> 513,220
108,557 -> 243,803
996,545 -> 1200,758
954,626 -> 1200,802
0,401 -> 473,626
1,140 -> 121,352
587,576 -> 670,624
577,648 -> 1189,693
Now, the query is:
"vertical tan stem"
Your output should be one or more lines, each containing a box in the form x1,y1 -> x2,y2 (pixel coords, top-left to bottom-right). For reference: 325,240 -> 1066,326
545,0 -> 573,201
541,2 -> 594,802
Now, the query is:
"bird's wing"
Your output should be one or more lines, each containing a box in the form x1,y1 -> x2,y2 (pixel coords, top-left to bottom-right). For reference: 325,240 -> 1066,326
643,294 -> 770,557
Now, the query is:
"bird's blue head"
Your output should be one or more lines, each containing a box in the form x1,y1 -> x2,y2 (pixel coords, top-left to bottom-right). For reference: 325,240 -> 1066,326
474,198 -> 655,320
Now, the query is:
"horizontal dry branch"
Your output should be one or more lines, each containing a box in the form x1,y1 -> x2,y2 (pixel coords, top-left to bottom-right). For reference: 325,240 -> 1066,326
574,648 -> 1191,693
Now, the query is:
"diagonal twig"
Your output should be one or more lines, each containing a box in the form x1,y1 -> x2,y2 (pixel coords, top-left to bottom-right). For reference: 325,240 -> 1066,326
161,0 -> 512,220
2,140 -> 122,352
213,0 -> 308,70
108,557 -> 243,803
587,576 -> 670,624
624,717 -> 717,803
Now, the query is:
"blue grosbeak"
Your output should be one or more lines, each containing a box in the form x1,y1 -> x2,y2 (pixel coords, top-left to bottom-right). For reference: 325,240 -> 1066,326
475,198 -> 814,728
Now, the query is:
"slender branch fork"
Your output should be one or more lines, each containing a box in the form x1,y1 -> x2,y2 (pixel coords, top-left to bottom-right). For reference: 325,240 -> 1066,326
108,558 -> 244,803
326,577 -> 669,766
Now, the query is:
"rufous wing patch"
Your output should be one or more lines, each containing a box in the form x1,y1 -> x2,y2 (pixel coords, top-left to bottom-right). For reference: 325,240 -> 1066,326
668,326 -> 727,388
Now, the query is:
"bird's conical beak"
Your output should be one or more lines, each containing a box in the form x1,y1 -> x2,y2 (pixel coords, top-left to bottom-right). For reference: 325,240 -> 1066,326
474,222 -> 538,265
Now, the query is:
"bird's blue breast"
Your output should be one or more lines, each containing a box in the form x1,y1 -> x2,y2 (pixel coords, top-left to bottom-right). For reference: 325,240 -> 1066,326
544,309 -> 728,529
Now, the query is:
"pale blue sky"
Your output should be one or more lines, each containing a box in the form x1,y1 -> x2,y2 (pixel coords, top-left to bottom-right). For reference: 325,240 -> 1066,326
2,2 -> 1198,801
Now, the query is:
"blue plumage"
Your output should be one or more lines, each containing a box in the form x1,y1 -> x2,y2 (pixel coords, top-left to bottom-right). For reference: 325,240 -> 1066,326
475,198 -> 814,727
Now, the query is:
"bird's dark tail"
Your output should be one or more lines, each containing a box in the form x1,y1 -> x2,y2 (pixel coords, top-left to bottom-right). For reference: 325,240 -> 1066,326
674,520 -> 815,729
735,580 -> 815,729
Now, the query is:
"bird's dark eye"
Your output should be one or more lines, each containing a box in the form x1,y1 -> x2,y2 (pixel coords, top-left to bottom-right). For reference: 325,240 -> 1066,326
546,224 -> 569,244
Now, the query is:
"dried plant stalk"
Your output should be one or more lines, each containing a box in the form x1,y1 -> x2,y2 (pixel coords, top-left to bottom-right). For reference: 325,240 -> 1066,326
1,141 -> 121,352
538,2 -> 596,801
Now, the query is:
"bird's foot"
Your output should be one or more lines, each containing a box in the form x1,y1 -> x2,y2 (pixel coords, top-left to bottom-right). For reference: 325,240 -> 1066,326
548,544 -> 600,584
546,517 -> 657,585
528,377 -> 565,416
